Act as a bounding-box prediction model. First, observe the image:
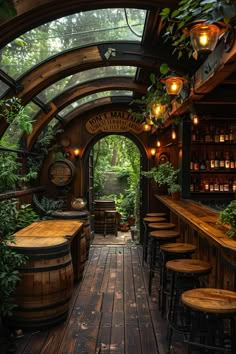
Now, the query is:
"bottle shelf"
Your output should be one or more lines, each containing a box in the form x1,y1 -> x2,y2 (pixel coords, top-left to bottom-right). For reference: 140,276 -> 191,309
191,191 -> 235,195
191,142 -> 236,146
190,169 -> 236,173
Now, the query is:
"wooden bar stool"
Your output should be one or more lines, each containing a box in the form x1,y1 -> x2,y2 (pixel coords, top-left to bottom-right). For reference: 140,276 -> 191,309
148,229 -> 180,296
142,216 -> 167,265
159,243 -> 197,317
166,259 -> 212,353
181,288 -> 236,354
146,212 -> 167,217
148,222 -> 176,231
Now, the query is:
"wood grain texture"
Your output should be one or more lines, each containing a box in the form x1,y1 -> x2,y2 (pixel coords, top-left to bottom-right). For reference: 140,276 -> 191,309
166,259 -> 212,274
160,242 -> 196,254
181,288 -> 236,313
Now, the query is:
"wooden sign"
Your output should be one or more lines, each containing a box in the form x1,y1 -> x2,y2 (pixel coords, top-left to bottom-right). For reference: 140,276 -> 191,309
85,111 -> 143,134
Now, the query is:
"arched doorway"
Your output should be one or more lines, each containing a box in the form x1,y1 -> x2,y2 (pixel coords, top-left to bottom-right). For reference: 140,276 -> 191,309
82,132 -> 149,244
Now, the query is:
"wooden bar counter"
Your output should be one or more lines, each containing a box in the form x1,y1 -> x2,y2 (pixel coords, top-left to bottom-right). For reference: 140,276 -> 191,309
13,220 -> 85,282
156,195 -> 236,291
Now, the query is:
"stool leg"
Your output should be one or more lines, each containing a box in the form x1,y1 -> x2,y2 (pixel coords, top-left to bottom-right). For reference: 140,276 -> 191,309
148,238 -> 156,295
142,221 -> 148,265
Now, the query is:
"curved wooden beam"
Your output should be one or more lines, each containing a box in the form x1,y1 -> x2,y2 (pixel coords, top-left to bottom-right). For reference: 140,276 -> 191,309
0,1 -> 178,48
13,42 -> 162,103
26,77 -> 147,149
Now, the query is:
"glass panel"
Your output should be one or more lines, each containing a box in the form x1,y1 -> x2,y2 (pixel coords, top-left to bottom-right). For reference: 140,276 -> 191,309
37,66 -> 137,103
59,90 -> 133,117
0,80 -> 9,98
0,9 -> 146,79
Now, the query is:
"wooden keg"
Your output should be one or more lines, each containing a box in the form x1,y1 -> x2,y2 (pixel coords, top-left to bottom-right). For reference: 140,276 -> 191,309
94,200 -> 116,234
51,210 -> 91,259
8,236 -> 74,329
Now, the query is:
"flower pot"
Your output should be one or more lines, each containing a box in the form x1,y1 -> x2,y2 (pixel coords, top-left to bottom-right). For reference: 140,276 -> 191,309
171,192 -> 180,200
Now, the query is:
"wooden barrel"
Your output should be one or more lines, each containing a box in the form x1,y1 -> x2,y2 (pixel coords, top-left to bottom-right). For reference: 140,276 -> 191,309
8,236 -> 74,329
51,210 -> 91,259
94,200 -> 116,234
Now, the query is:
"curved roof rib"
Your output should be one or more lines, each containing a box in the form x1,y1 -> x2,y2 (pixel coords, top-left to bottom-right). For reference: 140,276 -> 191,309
26,77 -> 148,149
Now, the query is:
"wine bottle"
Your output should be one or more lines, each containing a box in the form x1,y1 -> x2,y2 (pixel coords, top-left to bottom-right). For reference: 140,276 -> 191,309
219,128 -> 225,143
214,127 -> 220,143
230,152 -> 235,169
214,151 -> 220,169
219,151 -> 225,169
193,153 -> 199,171
225,152 -> 230,169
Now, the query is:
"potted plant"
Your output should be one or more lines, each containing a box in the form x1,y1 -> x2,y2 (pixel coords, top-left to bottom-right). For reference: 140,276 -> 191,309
218,200 -> 236,238
160,0 -> 236,59
168,183 -> 182,200
142,162 -> 181,197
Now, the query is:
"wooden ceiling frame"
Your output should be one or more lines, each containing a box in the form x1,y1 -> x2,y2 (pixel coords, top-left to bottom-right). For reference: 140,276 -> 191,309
26,76 -> 148,150
0,0 -> 178,49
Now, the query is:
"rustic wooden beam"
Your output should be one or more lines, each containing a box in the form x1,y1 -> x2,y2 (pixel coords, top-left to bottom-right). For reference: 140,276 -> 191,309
26,77 -> 147,150
168,30 -> 236,118
0,0 -> 178,49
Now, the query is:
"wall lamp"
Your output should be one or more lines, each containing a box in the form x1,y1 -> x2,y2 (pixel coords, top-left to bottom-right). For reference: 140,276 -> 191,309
161,72 -> 187,96
150,148 -> 157,158
171,126 -> 177,140
143,123 -> 152,132
73,147 -> 80,161
156,138 -> 161,148
191,113 -> 199,125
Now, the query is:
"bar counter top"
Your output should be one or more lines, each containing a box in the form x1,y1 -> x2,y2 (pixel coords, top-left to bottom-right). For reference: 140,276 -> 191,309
156,195 -> 236,252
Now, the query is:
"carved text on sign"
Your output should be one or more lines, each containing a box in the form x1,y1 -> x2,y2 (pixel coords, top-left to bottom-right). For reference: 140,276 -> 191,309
85,111 -> 143,134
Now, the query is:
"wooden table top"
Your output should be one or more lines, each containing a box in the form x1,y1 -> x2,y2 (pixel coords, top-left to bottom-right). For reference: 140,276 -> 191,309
8,236 -> 68,248
156,195 -> 236,251
166,259 -> 212,274
13,220 -> 83,238
160,243 -> 196,254
181,288 -> 236,314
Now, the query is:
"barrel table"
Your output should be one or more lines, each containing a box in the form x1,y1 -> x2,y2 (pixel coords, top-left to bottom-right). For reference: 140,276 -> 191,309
13,220 -> 85,282
7,236 -> 74,329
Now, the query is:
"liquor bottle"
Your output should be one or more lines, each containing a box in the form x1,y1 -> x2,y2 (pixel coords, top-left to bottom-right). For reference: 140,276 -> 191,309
224,179 -> 229,192
204,126 -> 211,143
210,152 -> 215,169
214,127 -> 220,143
219,128 -> 225,143
190,153 -> 194,170
205,153 -> 210,171
233,179 -> 236,192
204,178 -> 209,192
219,151 -> 225,169
194,177 -> 200,192
209,179 -> 214,192
190,177 -> 194,192
225,125 -> 229,143
214,151 -> 220,169
230,152 -> 235,169
214,178 -> 220,192
219,179 -> 224,192
191,126 -> 196,142
229,127 -> 234,143
199,155 -> 206,170
229,178 -> 233,192
193,153 -> 199,171
225,152 -> 230,169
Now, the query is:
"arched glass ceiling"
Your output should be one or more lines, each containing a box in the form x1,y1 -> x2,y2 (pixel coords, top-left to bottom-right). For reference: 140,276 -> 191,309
36,66 -> 137,103
59,90 -> 133,117
0,8 -> 146,79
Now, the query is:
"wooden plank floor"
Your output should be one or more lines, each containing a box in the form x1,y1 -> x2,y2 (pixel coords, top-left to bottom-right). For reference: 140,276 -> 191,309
1,245 -> 187,354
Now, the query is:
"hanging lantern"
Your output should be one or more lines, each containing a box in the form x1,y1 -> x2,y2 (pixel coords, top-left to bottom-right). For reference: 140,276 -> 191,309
161,73 -> 187,96
156,138 -> 161,147
143,123 -> 151,132
184,21 -> 227,55
151,103 -> 165,118
150,148 -> 156,158
191,113 -> 199,125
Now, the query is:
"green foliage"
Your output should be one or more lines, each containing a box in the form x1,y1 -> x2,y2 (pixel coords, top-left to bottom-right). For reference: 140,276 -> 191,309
0,198 -> 39,317
40,196 -> 65,213
0,97 -> 34,135
142,162 -> 180,191
0,0 -> 17,21
218,200 -> 236,238
161,0 -> 236,59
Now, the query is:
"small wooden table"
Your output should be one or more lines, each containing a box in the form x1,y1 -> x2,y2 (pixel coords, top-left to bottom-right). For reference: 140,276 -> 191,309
13,220 -> 85,281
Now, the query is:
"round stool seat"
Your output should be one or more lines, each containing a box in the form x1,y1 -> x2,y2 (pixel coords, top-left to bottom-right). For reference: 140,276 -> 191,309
160,243 -> 196,254
148,222 -> 176,230
146,212 -> 167,217
182,288 -> 236,314
143,216 -> 166,223
150,230 -> 180,240
166,259 -> 211,275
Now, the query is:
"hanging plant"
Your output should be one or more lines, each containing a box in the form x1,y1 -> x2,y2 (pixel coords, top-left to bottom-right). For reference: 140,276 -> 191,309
160,0 -> 236,59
